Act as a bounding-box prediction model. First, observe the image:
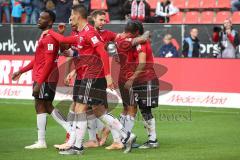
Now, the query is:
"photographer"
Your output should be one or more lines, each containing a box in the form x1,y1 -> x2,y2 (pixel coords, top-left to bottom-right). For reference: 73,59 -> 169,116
212,19 -> 239,58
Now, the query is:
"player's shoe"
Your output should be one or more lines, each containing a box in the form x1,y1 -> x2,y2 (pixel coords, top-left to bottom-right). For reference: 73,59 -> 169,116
54,143 -> 71,150
59,146 -> 84,155
83,140 -> 99,148
138,140 -> 159,149
122,132 -> 136,153
24,141 -> 47,149
132,143 -> 141,148
105,142 -> 124,150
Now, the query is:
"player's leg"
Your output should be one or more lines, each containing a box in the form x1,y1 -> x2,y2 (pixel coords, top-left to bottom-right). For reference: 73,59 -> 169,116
59,79 -> 92,155
54,102 -> 76,150
83,107 -> 99,148
90,78 -> 136,153
25,82 -> 49,149
137,79 -> 159,149
25,98 -> 47,149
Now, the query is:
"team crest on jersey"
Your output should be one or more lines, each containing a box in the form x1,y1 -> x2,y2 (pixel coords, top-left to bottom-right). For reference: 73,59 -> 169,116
91,36 -> 99,44
48,44 -> 54,51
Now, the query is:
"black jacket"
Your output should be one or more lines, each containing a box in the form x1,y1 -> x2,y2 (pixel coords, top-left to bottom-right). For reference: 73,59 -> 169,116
107,0 -> 124,20
182,37 -> 200,58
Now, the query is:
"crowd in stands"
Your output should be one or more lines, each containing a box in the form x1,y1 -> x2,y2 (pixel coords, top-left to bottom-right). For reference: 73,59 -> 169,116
0,0 -> 239,58
0,0 -> 237,24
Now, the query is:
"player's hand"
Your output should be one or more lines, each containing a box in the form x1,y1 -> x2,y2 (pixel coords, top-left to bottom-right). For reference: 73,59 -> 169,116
106,75 -> 114,90
62,49 -> 74,57
58,23 -> 66,34
33,83 -> 41,97
124,79 -> 134,90
12,71 -> 22,81
64,70 -> 76,86
226,29 -> 231,34
113,55 -> 120,63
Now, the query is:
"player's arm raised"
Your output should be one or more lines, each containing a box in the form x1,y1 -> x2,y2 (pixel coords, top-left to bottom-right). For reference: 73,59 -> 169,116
47,29 -> 78,45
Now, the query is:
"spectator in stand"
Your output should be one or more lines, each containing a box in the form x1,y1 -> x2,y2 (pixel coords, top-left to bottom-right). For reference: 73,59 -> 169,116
22,0 -> 33,24
155,0 -> 179,23
158,34 -> 179,57
106,0 -> 124,23
0,0 -> 10,23
231,0 -> 240,11
123,0 -> 153,23
45,0 -> 56,13
11,0 -> 23,23
31,0 -> 45,24
182,28 -> 200,58
73,0 -> 89,13
53,0 -> 72,23
212,19 -> 239,58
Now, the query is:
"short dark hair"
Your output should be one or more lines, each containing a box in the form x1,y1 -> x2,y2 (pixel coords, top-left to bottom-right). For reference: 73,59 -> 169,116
134,20 -> 144,35
91,10 -> 106,18
124,20 -> 139,35
72,4 -> 88,19
43,10 -> 56,23
87,16 -> 94,26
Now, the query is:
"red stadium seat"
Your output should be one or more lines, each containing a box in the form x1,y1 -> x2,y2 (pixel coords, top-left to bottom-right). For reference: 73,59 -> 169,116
186,0 -> 200,9
232,11 -> 240,24
172,0 -> 186,9
199,0 -> 217,9
214,11 -> 231,24
199,11 -> 215,24
146,0 -> 158,10
184,11 -> 200,24
169,12 -> 184,24
217,0 -> 231,9
90,0 -> 108,10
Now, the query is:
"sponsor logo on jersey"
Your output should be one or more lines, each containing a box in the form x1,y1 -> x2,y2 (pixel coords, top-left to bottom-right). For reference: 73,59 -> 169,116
48,44 -> 53,51
91,36 -> 99,44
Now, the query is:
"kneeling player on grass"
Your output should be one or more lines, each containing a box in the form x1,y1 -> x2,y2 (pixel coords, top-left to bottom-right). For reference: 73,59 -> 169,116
45,5 -> 136,155
12,10 -> 71,149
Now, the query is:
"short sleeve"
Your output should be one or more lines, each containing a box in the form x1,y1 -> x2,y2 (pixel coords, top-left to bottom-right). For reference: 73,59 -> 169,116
136,43 -> 147,54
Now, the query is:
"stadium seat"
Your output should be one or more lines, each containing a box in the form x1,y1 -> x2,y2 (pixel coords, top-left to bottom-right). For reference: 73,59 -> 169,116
146,0 -> 159,10
90,0 -> 108,10
232,11 -> 240,24
199,11 -> 215,24
199,0 -> 217,9
214,11 -> 231,24
169,12 -> 184,24
186,0 -> 200,9
217,0 -> 231,9
184,11 -> 200,24
172,0 -> 186,9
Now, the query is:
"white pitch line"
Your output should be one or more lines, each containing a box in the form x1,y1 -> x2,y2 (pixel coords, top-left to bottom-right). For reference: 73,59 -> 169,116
0,101 -> 239,115
157,108 -> 240,115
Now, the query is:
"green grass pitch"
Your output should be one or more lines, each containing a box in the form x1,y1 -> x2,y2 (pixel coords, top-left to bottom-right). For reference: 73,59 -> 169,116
0,98 -> 240,160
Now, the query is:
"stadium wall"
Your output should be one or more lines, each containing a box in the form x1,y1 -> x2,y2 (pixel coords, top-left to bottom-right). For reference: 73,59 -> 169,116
0,55 -> 240,108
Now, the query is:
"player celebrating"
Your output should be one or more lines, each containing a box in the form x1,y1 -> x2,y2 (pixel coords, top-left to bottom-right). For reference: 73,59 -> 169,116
11,10 -> 71,149
46,5 -> 136,155
115,20 -> 159,149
